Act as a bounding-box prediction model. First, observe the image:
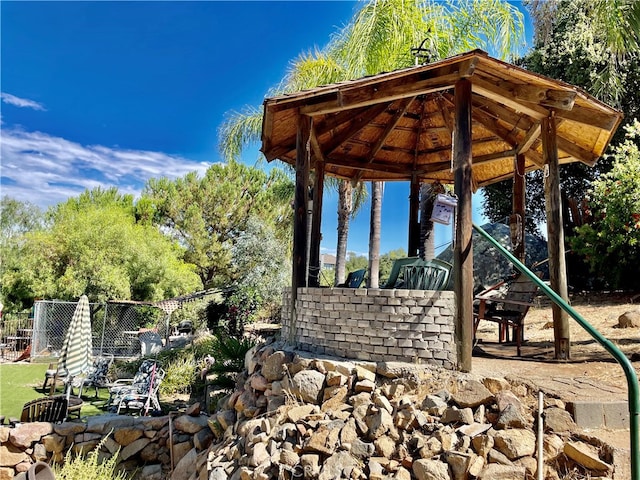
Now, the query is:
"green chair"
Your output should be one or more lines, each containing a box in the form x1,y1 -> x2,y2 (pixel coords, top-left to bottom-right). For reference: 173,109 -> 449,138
401,259 -> 452,290
337,269 -> 367,288
382,257 -> 420,288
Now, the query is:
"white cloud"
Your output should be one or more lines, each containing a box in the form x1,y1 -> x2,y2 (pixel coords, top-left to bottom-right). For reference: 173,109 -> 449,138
1,92 -> 46,111
0,127 -> 210,208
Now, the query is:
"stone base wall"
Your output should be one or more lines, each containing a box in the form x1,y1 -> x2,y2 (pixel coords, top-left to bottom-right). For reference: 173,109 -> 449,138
281,287 -> 456,369
0,407 -> 212,480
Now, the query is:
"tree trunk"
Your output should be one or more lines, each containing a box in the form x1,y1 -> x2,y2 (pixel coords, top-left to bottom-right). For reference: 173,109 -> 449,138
420,182 -> 445,260
335,180 -> 352,285
368,181 -> 383,288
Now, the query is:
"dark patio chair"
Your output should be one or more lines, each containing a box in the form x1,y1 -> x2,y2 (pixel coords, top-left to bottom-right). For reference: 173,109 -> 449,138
106,359 -> 165,415
73,354 -> 114,397
473,272 -> 540,356
21,396 -> 68,423
337,269 -> 366,288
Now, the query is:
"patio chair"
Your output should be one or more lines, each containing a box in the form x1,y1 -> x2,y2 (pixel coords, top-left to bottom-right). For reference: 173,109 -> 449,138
382,257 -> 419,288
106,359 -> 165,415
73,354 -> 114,398
473,271 -> 540,356
336,268 -> 366,288
400,259 -> 452,290
20,396 -> 69,423
42,363 -> 68,395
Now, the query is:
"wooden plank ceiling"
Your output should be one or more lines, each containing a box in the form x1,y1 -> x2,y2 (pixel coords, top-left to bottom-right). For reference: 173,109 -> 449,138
261,50 -> 623,188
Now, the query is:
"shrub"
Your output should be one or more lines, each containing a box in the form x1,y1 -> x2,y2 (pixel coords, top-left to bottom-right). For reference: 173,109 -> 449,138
53,435 -> 131,480
570,120 -> 640,289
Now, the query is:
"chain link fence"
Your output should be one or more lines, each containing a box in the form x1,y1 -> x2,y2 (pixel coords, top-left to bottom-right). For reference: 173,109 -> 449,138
29,300 -> 169,361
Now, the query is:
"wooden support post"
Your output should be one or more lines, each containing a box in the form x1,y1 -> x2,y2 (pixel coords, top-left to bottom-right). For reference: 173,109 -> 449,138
309,163 -> 324,287
290,114 -> 311,342
542,115 -> 571,359
512,154 -> 526,264
408,175 -> 420,256
453,78 -> 474,373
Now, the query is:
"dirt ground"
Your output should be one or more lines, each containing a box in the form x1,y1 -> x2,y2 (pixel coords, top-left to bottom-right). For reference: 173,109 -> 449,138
472,291 -> 640,450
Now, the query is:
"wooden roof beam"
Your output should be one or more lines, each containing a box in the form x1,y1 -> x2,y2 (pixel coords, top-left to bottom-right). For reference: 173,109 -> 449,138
321,102 -> 391,156
299,59 -> 477,116
556,136 -> 599,166
517,122 -> 541,155
555,105 -> 621,131
472,77 -> 550,120
353,96 -> 416,182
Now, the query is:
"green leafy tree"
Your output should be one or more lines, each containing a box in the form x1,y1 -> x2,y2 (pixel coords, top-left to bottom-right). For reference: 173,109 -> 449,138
143,160 -> 293,289
483,0 -> 640,236
0,197 -> 44,311
570,120 -> 640,289
1,191 -> 201,309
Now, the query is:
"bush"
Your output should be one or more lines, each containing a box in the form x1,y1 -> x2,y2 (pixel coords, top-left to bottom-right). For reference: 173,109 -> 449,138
53,436 -> 131,480
570,120 -> 640,289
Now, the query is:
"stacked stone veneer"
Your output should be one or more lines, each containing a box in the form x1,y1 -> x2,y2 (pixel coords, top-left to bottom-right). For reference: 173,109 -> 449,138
281,287 -> 457,369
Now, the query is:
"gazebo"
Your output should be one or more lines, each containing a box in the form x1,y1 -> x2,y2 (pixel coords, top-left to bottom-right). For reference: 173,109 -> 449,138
261,49 -> 622,371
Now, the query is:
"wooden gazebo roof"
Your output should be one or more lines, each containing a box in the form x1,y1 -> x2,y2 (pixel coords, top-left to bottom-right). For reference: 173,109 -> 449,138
261,49 -> 622,187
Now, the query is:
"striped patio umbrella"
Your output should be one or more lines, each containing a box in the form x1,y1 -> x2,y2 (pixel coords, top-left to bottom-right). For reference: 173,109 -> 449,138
59,295 -> 92,394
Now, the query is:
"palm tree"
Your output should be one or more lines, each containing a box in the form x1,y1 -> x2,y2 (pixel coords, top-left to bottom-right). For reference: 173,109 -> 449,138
219,0 -> 524,283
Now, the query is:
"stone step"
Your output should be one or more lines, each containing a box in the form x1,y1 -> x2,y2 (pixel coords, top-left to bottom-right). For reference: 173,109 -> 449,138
567,400 -> 629,429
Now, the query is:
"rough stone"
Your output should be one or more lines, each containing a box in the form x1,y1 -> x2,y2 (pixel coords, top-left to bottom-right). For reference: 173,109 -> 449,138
441,406 -> 474,425
564,441 -> 612,472
482,377 -> 510,394
289,370 -> 325,403
471,434 -> 494,457
478,464 -> 526,479
0,445 -> 29,467
422,394 -> 448,415
41,433 -> 65,453
171,447 -> 196,480
250,374 -> 270,391
446,451 -> 474,480
9,423 -> 53,449
618,310 -> 640,328
140,464 -> 164,480
412,458 -> 451,480
544,407 -> 576,433
304,420 -> 343,455
173,414 -> 209,434
355,365 -> 376,382
300,454 -> 321,478
354,379 -> 376,393
374,435 -> 396,458
261,351 -> 287,380
113,427 -> 144,446
451,380 -> 494,408
543,434 -> 565,459
487,448 -> 513,465
365,407 -> 395,440
494,429 -> 536,459
318,451 -> 359,480
120,437 -> 151,461
495,404 -> 527,429
249,442 -> 270,467
286,404 -> 317,423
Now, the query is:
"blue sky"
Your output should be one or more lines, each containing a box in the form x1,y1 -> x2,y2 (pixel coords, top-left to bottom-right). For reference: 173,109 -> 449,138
1,1 -> 532,257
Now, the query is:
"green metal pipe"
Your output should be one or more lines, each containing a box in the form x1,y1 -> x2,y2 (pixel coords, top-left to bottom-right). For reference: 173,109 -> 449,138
473,224 -> 639,479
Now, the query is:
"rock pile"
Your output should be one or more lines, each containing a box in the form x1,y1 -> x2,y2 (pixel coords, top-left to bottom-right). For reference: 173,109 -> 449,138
0,404 -> 213,480
204,340 -> 624,480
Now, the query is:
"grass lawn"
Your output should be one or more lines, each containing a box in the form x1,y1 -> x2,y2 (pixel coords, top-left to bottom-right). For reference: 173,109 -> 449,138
0,363 -> 111,421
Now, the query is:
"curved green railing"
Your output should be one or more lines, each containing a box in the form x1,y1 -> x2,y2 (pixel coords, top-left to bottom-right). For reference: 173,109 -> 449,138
473,224 -> 639,479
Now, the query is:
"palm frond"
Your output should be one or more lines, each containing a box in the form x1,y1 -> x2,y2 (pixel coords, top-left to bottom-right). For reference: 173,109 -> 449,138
218,106 -> 264,162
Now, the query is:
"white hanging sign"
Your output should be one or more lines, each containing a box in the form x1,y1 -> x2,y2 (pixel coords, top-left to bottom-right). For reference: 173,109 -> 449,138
430,194 -> 458,225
